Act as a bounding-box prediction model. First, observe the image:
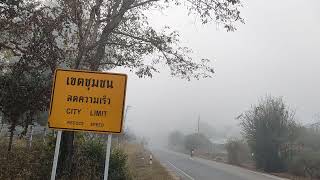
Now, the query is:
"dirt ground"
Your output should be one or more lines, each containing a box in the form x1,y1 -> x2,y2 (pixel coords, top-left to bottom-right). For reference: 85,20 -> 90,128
124,143 -> 177,180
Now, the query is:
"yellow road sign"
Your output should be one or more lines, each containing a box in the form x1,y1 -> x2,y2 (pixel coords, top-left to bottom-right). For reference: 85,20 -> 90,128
48,69 -> 127,133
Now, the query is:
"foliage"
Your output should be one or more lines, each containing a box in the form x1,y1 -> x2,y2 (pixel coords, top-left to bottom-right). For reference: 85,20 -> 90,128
72,138 -> 131,180
184,133 -> 212,152
0,135 -> 132,180
0,64 -> 52,151
0,0 -> 65,71
225,138 -> 251,165
72,139 -> 106,179
287,151 -> 320,178
0,0 -> 64,151
0,0 -> 244,175
109,148 -> 132,180
285,127 -> 320,178
238,96 -> 298,172
0,138 -> 54,180
295,127 -> 320,151
50,0 -> 243,76
1,0 -> 244,78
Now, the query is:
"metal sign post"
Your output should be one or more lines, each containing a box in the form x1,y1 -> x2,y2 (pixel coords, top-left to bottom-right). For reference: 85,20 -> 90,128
104,134 -> 112,180
50,130 -> 62,180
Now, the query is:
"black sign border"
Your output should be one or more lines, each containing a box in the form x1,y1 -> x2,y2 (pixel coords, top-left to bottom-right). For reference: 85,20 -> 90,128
48,68 -> 127,134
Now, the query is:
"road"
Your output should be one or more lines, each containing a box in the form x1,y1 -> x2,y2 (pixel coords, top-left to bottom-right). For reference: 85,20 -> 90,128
151,148 -> 288,180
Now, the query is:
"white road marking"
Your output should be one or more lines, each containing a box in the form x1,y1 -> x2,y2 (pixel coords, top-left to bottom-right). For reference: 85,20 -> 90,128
193,156 -> 289,180
167,161 -> 195,180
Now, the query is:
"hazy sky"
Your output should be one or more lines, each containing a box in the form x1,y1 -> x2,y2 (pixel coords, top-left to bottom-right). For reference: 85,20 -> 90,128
113,0 -> 320,142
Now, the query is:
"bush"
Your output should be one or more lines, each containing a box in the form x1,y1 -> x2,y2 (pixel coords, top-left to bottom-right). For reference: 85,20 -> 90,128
239,96 -> 297,172
225,139 -> 251,165
72,140 -> 106,179
0,135 -> 132,180
72,139 -> 131,180
109,148 -> 132,180
287,151 -> 320,178
184,133 -> 212,152
0,138 -> 54,179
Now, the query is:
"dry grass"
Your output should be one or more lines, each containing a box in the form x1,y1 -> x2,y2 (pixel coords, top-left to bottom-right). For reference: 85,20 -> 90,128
124,143 -> 176,180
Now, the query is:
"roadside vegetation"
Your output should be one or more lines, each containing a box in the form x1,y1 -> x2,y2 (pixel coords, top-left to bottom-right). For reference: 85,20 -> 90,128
238,96 -> 320,179
0,132 -> 132,179
0,131 -> 177,179
125,143 -> 176,180
168,131 -> 216,159
168,96 -> 320,179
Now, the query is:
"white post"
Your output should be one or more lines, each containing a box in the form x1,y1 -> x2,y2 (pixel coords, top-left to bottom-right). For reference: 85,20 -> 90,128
104,134 -> 112,180
51,130 -> 62,180
43,128 -> 47,144
29,125 -> 33,148
149,154 -> 153,165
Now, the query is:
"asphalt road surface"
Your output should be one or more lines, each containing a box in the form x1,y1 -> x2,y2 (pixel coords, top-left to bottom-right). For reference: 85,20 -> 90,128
151,148 -> 288,180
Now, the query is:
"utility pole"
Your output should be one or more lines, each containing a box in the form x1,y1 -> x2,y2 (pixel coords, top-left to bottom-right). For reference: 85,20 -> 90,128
197,115 -> 200,134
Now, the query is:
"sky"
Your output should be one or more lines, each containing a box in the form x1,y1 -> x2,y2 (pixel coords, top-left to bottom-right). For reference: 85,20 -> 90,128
113,0 -> 320,144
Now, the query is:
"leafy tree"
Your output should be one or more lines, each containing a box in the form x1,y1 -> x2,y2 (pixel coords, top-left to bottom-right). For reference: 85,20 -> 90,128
0,0 -> 64,72
72,139 -> 132,179
225,138 -> 251,165
0,0 -> 64,152
53,0 -> 244,176
53,0 -> 243,75
238,96 -> 298,172
184,133 -> 212,153
0,0 -> 65,150
0,62 -> 51,151
225,138 -> 240,165
168,130 -> 184,147
1,0 -> 244,176
0,68 -> 28,152
288,151 -> 320,179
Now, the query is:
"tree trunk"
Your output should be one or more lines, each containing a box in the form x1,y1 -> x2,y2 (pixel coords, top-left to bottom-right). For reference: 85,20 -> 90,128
0,118 -> 3,132
56,1 -> 134,178
7,117 -> 17,152
57,131 -> 75,178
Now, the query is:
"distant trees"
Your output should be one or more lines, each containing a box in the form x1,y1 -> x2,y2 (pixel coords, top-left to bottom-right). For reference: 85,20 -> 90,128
184,133 -> 212,152
168,130 -> 184,148
168,131 -> 213,155
238,96 -> 298,172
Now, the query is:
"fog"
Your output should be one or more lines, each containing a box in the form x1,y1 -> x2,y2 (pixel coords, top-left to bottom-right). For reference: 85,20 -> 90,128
113,0 -> 320,145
